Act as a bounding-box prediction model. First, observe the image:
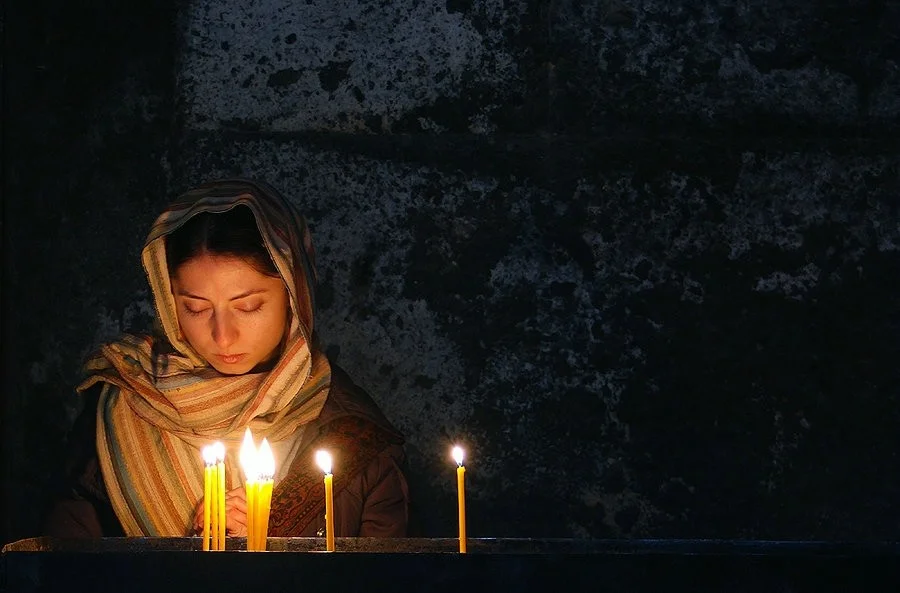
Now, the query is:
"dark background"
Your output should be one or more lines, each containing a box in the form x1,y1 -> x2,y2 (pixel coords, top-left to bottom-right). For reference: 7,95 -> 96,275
3,0 -> 899,546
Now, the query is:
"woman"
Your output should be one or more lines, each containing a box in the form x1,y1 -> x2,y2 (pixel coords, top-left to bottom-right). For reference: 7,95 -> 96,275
45,179 -> 408,538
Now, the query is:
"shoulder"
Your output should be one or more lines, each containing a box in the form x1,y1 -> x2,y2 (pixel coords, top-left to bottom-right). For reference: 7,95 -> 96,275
320,363 -> 402,440
296,362 -> 404,454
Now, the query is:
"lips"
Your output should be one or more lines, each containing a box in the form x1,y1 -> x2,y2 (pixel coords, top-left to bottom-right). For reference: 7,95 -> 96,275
217,354 -> 247,364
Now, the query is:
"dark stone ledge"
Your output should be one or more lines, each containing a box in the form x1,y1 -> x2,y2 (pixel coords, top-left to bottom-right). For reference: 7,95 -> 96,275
4,537 -> 900,593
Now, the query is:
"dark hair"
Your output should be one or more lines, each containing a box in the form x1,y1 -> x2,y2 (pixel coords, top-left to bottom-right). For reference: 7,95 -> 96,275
165,206 -> 279,277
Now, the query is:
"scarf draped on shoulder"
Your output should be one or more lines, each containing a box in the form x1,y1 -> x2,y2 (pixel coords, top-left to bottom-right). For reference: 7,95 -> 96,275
77,179 -> 331,536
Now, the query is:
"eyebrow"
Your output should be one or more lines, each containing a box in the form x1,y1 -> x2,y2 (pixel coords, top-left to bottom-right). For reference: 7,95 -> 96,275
175,288 -> 268,301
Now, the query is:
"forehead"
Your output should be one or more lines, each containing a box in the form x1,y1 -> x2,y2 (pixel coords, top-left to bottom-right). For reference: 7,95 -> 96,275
171,253 -> 282,293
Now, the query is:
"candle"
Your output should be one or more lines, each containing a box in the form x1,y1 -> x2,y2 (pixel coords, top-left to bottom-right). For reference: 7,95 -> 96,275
214,441 -> 226,550
239,428 -> 258,551
210,450 -> 220,551
256,438 -> 275,551
452,446 -> 466,553
202,446 -> 216,551
315,450 -> 335,552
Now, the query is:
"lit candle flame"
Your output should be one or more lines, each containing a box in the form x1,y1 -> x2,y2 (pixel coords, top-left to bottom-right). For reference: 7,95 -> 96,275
240,428 -> 258,481
258,438 -> 275,479
452,446 -> 464,467
202,445 -> 217,466
212,441 -> 226,462
315,450 -> 333,475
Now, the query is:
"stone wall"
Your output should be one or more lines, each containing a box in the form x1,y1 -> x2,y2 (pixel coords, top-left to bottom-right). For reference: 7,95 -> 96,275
4,0 -> 899,544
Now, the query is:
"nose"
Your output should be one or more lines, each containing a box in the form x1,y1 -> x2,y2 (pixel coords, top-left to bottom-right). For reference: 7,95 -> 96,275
211,311 -> 238,350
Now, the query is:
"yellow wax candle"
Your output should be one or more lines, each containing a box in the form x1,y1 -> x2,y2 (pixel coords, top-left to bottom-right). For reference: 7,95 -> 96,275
210,462 -> 220,551
452,446 -> 467,553
245,481 -> 257,550
257,479 -> 273,550
324,473 -> 334,551
316,450 -> 335,552
240,428 -> 258,551
202,446 -> 215,551
256,439 -> 275,551
214,441 -> 227,550
203,465 -> 212,551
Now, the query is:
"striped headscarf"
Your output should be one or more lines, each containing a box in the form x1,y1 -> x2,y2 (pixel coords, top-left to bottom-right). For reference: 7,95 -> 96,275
78,179 -> 331,536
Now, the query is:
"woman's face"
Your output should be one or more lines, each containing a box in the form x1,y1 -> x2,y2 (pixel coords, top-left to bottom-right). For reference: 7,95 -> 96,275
171,253 -> 290,375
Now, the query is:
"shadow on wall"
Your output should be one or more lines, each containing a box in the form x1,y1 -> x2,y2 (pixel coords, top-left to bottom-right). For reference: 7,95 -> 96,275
3,0 -> 179,544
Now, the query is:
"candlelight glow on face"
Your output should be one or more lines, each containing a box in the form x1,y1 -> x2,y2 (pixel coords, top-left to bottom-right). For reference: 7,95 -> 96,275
316,450 -> 333,475
452,445 -> 464,466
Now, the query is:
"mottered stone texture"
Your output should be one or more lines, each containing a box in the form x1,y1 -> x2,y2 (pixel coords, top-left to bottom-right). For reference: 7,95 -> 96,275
177,0 -> 899,133
174,138 -> 900,540
4,0 -> 899,543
